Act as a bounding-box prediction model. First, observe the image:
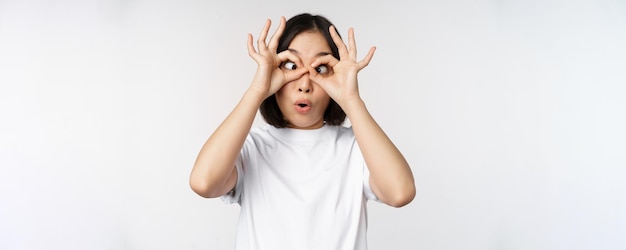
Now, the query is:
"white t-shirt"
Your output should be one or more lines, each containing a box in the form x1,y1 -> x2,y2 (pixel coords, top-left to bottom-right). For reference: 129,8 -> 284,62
222,124 -> 378,250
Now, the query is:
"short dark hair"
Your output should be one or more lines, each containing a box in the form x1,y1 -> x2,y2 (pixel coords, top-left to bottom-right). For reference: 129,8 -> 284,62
259,13 -> 346,128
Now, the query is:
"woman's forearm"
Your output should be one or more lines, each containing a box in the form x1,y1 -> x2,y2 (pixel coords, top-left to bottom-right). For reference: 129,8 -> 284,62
343,99 -> 416,207
189,89 -> 265,198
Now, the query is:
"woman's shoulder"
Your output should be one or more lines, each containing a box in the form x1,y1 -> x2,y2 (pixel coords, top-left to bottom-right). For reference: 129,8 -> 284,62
334,124 -> 354,134
248,125 -> 274,139
327,125 -> 355,142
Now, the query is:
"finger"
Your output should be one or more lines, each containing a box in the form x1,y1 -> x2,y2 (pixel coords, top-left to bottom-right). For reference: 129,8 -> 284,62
358,46 -> 376,69
308,69 -> 333,95
310,54 -> 340,68
277,50 -> 307,83
284,67 -> 309,82
329,26 -> 349,59
268,16 -> 286,52
310,55 -> 338,85
307,65 -> 325,85
348,28 -> 357,60
277,50 -> 305,68
247,33 -> 258,57
257,19 -> 271,52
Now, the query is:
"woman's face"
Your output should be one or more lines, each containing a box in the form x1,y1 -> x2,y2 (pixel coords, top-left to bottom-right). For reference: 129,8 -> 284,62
275,31 -> 332,130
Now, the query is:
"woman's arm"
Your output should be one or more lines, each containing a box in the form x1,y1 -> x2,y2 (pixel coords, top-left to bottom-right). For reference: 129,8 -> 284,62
309,27 -> 415,207
190,17 -> 307,198
343,99 -> 416,207
189,90 -> 264,198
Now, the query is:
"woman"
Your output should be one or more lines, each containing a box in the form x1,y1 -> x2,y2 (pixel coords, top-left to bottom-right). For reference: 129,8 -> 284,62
190,13 -> 415,249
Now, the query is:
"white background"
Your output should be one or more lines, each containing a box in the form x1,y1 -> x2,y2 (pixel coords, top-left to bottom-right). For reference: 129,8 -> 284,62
1,0 -> 625,249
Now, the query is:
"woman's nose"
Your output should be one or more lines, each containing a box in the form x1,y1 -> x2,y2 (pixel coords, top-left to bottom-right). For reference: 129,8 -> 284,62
297,75 -> 312,93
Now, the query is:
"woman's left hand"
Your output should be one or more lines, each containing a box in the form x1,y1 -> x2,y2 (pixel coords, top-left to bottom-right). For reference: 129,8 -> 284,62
308,26 -> 376,108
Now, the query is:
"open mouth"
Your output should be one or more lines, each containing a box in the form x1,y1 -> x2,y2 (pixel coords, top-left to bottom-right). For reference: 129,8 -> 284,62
295,100 -> 311,114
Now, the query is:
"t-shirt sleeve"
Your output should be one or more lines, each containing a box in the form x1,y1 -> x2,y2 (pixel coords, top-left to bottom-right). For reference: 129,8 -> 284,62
363,162 -> 381,202
220,147 -> 245,205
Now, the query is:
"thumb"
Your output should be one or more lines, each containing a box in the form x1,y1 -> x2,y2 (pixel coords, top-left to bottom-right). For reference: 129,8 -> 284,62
307,66 -> 326,86
284,67 -> 308,82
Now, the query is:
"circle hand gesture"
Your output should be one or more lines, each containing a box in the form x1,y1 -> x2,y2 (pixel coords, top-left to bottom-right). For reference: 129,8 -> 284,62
308,26 -> 376,107
247,17 -> 308,98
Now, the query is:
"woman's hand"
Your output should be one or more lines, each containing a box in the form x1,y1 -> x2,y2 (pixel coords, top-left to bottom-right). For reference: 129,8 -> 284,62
308,26 -> 376,107
247,17 -> 308,98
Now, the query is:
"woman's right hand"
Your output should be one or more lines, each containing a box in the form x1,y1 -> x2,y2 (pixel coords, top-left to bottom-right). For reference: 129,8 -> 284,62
247,17 -> 307,98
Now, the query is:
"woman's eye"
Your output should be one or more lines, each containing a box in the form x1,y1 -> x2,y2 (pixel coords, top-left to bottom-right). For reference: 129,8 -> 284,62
283,61 -> 297,70
315,65 -> 329,74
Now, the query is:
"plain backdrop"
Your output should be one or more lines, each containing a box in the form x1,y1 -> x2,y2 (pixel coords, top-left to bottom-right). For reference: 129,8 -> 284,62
1,0 -> 625,249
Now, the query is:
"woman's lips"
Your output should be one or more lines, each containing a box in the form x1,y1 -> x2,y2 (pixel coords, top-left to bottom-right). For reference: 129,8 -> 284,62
294,99 -> 311,114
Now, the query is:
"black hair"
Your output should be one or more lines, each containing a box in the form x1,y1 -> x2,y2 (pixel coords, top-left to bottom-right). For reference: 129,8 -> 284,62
259,13 -> 346,128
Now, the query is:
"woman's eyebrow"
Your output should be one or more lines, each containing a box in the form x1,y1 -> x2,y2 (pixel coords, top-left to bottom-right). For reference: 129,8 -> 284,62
287,49 -> 332,57
316,52 -> 332,57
